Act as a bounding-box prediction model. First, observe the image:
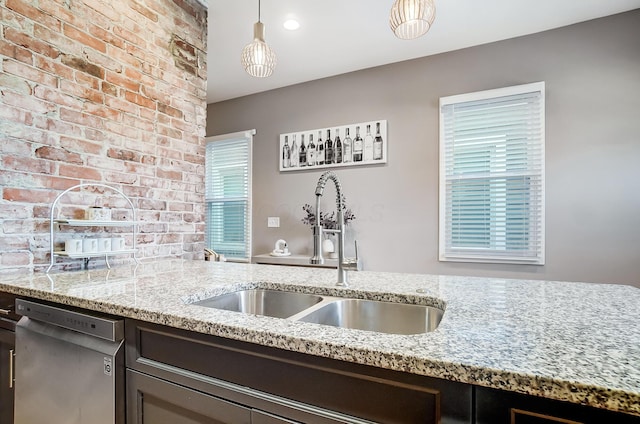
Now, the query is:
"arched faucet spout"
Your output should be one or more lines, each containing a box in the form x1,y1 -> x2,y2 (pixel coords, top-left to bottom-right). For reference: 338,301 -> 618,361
310,171 -> 361,286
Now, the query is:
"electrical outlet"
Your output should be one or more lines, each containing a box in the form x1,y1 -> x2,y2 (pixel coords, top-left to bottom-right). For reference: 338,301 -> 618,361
267,217 -> 280,228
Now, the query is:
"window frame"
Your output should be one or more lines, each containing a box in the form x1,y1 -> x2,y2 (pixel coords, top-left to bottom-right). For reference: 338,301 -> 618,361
438,82 -> 545,265
205,129 -> 255,262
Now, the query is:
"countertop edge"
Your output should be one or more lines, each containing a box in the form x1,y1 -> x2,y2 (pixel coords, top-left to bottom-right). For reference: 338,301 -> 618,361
1,282 -> 638,417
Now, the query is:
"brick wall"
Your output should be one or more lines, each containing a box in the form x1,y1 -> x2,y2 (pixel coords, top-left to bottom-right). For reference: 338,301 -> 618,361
0,0 -> 207,273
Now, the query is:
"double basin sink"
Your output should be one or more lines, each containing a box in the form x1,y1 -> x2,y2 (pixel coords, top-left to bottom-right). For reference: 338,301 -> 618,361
192,289 -> 444,335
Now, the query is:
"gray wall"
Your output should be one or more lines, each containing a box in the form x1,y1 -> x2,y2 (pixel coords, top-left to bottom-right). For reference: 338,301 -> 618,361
207,10 -> 640,287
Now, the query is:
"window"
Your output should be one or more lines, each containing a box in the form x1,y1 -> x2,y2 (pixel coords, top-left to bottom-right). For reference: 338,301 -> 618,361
205,130 -> 254,261
439,82 -> 545,264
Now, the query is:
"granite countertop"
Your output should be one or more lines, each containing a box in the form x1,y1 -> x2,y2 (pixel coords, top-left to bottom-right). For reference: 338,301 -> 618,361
1,259 -> 638,416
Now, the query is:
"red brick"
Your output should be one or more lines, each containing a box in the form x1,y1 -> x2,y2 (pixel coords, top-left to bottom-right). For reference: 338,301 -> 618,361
102,81 -> 119,97
60,107 -> 103,129
59,80 -> 104,103
103,171 -> 138,184
0,5 -> 29,30
34,116 -> 83,138
157,124 -> 182,140
0,103 -> 34,126
3,27 -> 61,59
82,0 -> 119,21
0,203 -> 31,219
123,162 -> 154,176
33,85 -> 83,109
85,128 -> 107,142
30,174 -> 80,190
104,121 -> 139,138
2,218 -> 36,234
0,73 -> 32,96
128,0 -> 158,22
3,155 -> 55,174
156,146 -> 182,161
63,24 -> 106,53
59,54 -> 103,80
114,25 -> 146,49
122,114 -> 154,132
125,90 -> 156,110
74,71 -> 101,90
157,103 -> 184,120
105,71 -> 140,93
3,188 -> 56,203
2,90 -> 56,114
139,106 -> 156,122
156,113 -> 170,126
0,236 -> 30,250
58,163 -> 101,180
38,0 -> 81,26
157,168 -> 182,181
0,252 -> 31,266
105,95 -> 138,115
85,156 -> 124,172
0,0 -> 207,270
6,0 -> 61,32
124,67 -> 143,81
83,102 -> 121,120
107,148 -> 141,162
33,56 -> 75,82
60,136 -> 103,155
33,24 -> 80,56
0,138 -> 32,157
168,202 -> 193,212
35,146 -> 83,164
3,58 -> 57,87
88,24 -> 125,49
126,43 -> 155,63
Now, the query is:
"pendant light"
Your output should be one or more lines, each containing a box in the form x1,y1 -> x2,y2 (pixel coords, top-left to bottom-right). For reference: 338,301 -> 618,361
389,0 -> 436,40
241,0 -> 277,78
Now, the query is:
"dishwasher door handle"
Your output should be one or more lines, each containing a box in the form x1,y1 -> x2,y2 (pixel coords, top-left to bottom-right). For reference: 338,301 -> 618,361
9,348 -> 14,389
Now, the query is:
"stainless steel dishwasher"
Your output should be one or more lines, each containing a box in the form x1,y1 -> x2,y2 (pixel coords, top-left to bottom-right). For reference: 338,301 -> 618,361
14,299 -> 125,424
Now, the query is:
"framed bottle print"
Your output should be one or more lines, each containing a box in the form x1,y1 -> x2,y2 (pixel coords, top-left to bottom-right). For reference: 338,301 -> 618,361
279,120 -> 387,172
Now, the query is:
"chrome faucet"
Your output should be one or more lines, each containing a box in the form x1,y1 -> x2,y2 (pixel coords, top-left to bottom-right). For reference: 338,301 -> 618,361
310,171 -> 361,286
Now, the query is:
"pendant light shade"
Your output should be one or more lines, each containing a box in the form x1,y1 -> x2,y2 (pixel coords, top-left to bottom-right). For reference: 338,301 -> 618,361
389,0 -> 436,40
241,1 -> 276,78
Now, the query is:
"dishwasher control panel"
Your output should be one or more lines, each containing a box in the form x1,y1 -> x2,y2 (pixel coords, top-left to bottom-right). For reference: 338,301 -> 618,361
16,299 -> 124,342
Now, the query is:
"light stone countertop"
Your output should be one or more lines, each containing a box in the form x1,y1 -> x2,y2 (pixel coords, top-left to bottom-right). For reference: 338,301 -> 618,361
1,259 -> 639,416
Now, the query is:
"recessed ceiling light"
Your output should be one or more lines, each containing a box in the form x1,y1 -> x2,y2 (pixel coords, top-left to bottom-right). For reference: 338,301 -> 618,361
283,19 -> 300,30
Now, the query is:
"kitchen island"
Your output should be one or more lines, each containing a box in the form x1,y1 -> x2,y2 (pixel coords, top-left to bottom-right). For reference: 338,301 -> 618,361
1,259 -> 639,421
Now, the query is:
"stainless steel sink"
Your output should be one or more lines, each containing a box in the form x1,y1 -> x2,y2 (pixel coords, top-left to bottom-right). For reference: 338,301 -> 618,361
192,289 -> 444,335
193,289 -> 323,319
297,299 -> 443,335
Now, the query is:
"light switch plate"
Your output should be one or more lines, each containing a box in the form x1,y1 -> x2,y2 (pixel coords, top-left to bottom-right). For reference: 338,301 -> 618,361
267,217 -> 280,228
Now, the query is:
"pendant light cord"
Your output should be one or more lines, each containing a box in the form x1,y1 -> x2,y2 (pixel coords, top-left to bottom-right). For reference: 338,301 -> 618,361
258,0 -> 261,23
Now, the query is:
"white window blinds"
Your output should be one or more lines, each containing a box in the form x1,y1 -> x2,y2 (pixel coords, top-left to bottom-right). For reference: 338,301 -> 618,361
205,131 -> 254,261
439,82 -> 545,264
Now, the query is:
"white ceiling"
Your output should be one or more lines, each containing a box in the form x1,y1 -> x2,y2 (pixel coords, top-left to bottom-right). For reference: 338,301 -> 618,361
206,0 -> 640,104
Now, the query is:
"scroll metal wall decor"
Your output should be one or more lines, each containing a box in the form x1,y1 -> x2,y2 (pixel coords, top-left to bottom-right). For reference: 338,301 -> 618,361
279,120 -> 388,172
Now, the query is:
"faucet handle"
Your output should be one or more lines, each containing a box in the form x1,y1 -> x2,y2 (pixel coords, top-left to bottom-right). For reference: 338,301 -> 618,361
343,240 -> 362,271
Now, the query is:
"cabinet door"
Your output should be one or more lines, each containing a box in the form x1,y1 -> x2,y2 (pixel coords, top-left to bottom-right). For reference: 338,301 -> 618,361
476,386 -> 640,424
0,328 -> 14,424
127,370 -> 251,424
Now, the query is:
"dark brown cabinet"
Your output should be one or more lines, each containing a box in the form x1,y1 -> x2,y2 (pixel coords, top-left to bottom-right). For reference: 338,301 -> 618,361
125,319 -> 472,424
127,369 -> 251,424
0,328 -> 14,424
0,293 -> 17,424
475,386 -> 640,424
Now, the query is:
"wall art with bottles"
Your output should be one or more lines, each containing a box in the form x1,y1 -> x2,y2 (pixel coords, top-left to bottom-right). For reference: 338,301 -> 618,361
279,120 -> 387,172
